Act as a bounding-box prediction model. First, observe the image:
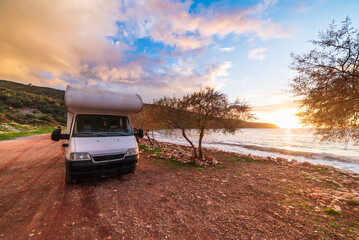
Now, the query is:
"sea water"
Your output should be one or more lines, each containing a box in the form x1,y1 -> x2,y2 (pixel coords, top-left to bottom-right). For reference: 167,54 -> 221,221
153,128 -> 359,174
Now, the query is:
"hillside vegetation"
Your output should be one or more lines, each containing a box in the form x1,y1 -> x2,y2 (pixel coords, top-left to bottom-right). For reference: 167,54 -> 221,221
0,80 -> 66,124
0,80 -> 66,137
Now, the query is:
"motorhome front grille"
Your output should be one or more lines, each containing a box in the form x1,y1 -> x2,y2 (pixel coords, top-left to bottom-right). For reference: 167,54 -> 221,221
93,153 -> 125,162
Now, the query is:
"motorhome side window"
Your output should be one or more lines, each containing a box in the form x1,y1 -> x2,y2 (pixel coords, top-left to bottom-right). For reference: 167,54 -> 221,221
73,115 -> 133,137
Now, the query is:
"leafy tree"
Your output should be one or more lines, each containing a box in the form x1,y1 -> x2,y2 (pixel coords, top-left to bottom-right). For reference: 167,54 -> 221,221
131,104 -> 164,147
290,17 -> 359,145
184,87 -> 253,157
152,96 -> 198,155
153,87 -> 253,158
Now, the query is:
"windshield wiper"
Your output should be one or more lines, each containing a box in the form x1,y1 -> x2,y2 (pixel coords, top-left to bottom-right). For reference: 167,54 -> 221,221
93,132 -> 131,136
106,132 -> 131,136
96,132 -> 109,136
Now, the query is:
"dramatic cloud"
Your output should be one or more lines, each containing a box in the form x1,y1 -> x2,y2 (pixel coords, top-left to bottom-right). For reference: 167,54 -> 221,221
119,0 -> 291,51
248,48 -> 267,60
0,0 -> 291,100
0,0 -> 121,87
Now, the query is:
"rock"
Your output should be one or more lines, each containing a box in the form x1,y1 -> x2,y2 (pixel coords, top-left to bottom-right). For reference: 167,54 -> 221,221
291,159 -> 298,164
323,198 -> 331,205
343,210 -> 353,215
332,205 -> 342,212
309,193 -> 320,200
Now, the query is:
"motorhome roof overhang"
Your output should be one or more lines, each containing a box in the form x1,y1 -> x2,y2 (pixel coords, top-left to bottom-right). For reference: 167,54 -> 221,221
65,85 -> 143,115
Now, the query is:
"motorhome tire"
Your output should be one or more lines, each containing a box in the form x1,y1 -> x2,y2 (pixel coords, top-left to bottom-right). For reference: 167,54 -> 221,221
129,166 -> 136,173
65,166 -> 74,184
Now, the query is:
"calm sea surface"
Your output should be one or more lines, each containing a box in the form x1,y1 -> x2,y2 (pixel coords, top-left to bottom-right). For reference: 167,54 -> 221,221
153,129 -> 359,174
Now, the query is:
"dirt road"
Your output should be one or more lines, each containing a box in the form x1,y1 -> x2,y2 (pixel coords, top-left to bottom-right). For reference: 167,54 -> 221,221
0,134 -> 358,239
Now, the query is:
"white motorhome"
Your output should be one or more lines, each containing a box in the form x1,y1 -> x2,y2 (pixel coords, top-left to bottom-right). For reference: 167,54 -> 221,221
51,85 -> 144,184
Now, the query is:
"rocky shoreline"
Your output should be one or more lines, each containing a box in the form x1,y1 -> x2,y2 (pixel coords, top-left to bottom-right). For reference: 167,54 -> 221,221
140,138 -> 359,238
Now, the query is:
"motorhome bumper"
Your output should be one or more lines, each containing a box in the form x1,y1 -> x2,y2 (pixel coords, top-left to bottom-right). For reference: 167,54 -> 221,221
66,154 -> 139,177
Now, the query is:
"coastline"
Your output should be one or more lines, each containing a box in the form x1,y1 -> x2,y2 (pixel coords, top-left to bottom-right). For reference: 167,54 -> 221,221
152,129 -> 359,174
141,138 -> 359,177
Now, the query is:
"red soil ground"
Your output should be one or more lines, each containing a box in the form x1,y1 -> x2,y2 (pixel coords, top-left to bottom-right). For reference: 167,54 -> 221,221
0,134 -> 358,239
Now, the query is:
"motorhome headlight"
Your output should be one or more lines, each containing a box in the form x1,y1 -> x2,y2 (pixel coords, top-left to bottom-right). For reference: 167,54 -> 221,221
126,147 -> 139,156
69,152 -> 92,161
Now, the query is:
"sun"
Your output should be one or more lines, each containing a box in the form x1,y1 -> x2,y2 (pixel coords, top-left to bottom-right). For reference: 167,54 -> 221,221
271,109 -> 301,128
253,107 -> 302,128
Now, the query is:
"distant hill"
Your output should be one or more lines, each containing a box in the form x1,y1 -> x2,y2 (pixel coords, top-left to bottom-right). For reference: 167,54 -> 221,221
241,122 -> 279,129
131,104 -> 280,129
0,79 -> 279,129
0,80 -> 66,125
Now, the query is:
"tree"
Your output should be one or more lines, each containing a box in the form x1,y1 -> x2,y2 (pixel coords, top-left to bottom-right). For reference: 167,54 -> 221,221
131,104 -> 164,147
290,17 -> 359,145
152,95 -> 199,156
153,87 -> 253,158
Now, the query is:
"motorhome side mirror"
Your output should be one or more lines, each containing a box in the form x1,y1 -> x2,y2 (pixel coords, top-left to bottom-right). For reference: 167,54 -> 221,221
138,129 -> 144,138
135,128 -> 144,138
51,128 -> 61,141
51,127 -> 70,141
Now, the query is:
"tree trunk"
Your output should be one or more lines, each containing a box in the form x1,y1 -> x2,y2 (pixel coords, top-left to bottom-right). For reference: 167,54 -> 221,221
198,127 -> 205,158
181,128 -> 197,158
151,130 -> 160,148
145,131 -> 154,147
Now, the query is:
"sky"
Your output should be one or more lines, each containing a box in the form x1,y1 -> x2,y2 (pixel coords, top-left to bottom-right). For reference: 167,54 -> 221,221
1,0 -> 359,128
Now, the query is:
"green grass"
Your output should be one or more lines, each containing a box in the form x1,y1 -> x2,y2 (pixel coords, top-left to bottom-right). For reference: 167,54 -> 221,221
320,178 -> 340,188
139,145 -> 163,154
217,154 -> 269,164
347,222 -> 359,229
0,126 -> 55,140
150,157 -> 204,171
212,165 -> 226,171
345,228 -> 355,234
329,222 -> 339,229
218,154 -> 242,163
141,144 -> 205,171
323,208 -> 341,216
281,186 -> 294,195
147,151 -> 204,171
138,144 -> 148,150
311,216 -> 319,222
313,166 -> 329,172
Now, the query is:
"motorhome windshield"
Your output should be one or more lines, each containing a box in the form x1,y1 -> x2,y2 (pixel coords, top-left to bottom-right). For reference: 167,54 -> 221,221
73,115 -> 133,137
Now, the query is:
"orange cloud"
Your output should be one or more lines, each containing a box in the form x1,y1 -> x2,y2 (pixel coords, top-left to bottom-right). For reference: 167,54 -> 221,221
0,0 -> 292,99
0,0 -> 121,86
